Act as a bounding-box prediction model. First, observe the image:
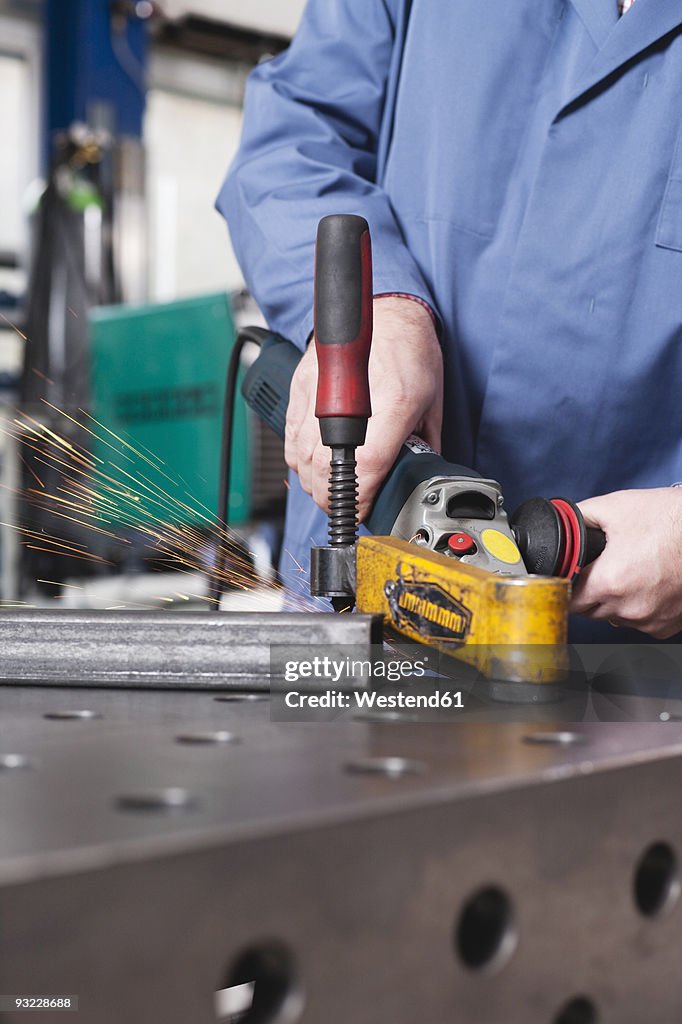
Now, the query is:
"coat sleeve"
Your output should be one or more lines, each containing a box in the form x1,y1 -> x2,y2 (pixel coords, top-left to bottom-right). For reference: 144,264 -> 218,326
216,0 -> 438,347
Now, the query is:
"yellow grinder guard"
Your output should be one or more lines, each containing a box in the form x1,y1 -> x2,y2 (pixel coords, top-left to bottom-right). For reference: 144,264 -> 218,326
355,536 -> 570,684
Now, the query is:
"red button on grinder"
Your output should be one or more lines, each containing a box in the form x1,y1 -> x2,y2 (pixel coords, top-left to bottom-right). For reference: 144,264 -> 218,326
448,532 -> 476,555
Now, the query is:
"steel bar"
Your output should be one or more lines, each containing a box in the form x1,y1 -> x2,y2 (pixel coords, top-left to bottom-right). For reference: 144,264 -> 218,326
0,610 -> 382,689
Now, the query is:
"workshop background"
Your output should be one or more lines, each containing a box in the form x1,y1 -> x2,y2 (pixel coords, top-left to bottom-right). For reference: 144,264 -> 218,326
0,0 -> 307,610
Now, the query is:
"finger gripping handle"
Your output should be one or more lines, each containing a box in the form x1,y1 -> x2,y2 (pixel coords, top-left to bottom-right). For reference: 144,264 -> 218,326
314,214 -> 373,421
583,526 -> 606,566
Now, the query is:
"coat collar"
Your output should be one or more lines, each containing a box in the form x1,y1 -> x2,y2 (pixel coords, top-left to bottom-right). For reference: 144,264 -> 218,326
560,0 -> 682,115
566,0 -> 618,49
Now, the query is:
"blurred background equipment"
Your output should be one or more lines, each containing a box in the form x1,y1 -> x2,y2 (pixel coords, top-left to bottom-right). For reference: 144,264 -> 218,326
21,123 -> 120,412
91,292 -> 248,526
159,0 -> 304,37
0,0 -> 301,606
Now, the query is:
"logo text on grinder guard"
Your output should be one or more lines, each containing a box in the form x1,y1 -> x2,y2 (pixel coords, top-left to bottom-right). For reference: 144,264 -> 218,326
384,563 -> 473,644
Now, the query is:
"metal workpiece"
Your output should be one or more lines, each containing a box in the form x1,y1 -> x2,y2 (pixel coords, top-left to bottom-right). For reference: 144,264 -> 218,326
0,683 -> 681,1023
0,609 -> 382,689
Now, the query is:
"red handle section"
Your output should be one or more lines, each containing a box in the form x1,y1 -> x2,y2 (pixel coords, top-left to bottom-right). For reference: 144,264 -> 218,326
314,217 -> 373,420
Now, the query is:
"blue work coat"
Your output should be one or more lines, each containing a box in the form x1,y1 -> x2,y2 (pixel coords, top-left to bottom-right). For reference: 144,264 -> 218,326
218,0 -> 682,642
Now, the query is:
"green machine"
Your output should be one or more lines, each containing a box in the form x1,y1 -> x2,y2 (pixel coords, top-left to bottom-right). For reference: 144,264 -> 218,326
90,293 -> 249,530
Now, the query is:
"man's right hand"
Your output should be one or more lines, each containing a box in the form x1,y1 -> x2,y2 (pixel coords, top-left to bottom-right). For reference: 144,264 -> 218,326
284,295 -> 444,522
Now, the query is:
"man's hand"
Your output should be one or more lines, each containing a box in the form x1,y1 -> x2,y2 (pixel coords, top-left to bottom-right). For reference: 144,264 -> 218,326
571,488 -> 682,638
285,296 -> 443,522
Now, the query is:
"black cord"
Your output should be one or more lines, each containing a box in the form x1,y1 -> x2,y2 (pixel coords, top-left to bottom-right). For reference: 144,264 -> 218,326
211,326 -> 271,610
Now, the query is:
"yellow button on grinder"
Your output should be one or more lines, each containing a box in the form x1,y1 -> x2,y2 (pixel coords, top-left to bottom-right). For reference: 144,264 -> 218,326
481,529 -> 522,565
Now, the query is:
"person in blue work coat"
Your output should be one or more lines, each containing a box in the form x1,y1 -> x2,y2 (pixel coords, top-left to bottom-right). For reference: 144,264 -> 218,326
218,0 -> 682,642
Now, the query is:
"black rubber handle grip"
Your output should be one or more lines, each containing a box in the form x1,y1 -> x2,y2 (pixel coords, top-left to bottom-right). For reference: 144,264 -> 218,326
314,214 -> 373,426
583,526 -> 607,567
315,214 -> 371,347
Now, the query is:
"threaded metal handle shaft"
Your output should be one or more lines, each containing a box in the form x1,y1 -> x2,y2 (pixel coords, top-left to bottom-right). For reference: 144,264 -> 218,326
328,446 -> 358,548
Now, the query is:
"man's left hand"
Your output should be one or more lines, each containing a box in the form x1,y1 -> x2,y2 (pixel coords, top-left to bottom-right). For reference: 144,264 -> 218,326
571,488 -> 682,639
